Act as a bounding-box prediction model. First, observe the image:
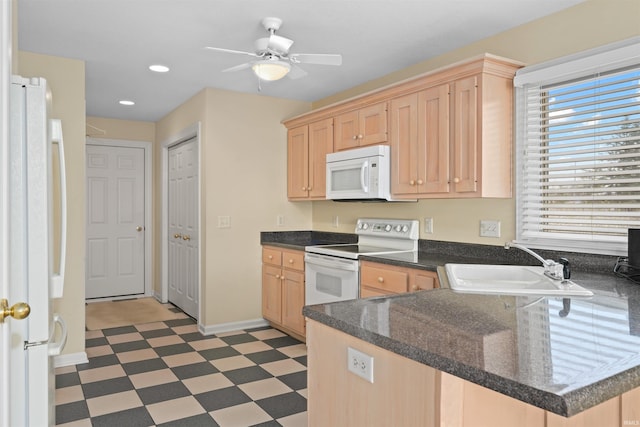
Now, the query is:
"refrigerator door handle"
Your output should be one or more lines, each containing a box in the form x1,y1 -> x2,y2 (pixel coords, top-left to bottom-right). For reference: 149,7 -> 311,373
47,314 -> 67,356
50,119 -> 67,298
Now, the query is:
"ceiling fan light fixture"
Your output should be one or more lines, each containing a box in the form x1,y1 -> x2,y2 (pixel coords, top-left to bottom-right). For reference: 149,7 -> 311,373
252,60 -> 290,81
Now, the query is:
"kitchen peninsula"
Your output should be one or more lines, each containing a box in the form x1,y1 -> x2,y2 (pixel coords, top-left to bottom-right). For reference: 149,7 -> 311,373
303,274 -> 640,427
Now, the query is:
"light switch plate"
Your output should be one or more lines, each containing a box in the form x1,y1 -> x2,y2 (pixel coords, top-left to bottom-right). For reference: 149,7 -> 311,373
424,217 -> 433,234
218,215 -> 231,228
480,220 -> 500,238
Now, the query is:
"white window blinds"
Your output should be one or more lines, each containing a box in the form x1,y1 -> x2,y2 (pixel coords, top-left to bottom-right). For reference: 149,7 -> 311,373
515,38 -> 640,255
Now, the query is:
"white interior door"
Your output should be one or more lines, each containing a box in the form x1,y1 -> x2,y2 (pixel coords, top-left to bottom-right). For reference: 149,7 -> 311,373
86,145 -> 145,299
168,137 -> 198,319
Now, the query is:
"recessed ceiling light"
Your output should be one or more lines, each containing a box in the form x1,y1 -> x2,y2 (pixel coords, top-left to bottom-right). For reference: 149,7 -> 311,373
149,64 -> 170,73
119,100 -> 135,106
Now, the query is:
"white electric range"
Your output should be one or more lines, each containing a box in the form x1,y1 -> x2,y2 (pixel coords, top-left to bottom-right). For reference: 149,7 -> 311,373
304,218 -> 419,305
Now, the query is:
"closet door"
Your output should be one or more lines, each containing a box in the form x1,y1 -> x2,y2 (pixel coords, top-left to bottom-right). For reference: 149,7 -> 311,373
168,137 -> 198,319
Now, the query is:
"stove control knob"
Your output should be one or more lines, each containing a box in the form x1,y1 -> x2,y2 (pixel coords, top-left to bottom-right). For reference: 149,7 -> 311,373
385,224 -> 392,232
395,225 -> 402,232
402,225 -> 409,233
362,223 -> 369,230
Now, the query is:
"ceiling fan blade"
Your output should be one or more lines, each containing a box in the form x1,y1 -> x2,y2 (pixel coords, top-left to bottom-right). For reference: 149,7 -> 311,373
287,65 -> 308,80
289,53 -> 342,66
204,46 -> 258,58
222,62 -> 253,73
268,34 -> 294,54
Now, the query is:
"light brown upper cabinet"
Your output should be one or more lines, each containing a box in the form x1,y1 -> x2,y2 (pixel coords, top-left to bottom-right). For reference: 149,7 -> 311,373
334,102 -> 388,151
391,70 -> 517,199
287,118 -> 334,200
283,54 -> 522,201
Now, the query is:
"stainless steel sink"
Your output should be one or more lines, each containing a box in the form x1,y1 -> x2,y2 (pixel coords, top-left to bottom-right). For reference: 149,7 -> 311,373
444,264 -> 593,297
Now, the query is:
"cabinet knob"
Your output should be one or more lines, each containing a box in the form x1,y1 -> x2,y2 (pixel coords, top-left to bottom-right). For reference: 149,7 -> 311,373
352,135 -> 358,140
302,187 -> 306,191
412,285 -> 418,291
417,179 -> 423,185
307,186 -> 312,191
268,255 -> 273,260
288,259 -> 294,264
174,233 -> 182,239
453,177 -> 460,183
275,274 -> 280,279
357,134 -> 363,140
377,277 -> 384,283
409,180 -> 415,186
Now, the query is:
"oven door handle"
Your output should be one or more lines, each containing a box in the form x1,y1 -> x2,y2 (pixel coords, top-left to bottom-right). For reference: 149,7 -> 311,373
305,253 -> 359,271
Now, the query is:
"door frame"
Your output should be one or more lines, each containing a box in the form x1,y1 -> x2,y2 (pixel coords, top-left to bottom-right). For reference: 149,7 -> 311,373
86,137 -> 153,299
160,123 -> 201,321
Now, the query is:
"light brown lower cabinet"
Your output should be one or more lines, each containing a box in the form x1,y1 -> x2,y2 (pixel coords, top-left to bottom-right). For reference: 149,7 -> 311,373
360,260 -> 439,298
306,319 -> 640,427
262,246 -> 305,338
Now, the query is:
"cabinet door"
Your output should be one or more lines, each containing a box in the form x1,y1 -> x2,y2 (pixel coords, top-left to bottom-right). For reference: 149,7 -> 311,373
334,110 -> 360,151
282,269 -> 305,336
390,93 -> 419,195
359,102 -> 388,146
308,118 -> 333,199
262,265 -> 282,323
452,75 -> 478,194
419,84 -> 450,194
287,125 -> 309,199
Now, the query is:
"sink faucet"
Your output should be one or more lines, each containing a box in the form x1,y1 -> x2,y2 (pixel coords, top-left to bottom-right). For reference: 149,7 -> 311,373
504,241 -> 570,281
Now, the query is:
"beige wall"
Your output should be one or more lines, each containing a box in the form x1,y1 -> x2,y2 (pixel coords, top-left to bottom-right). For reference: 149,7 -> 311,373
18,51 -> 86,356
309,0 -> 640,245
86,116 -> 155,142
156,87 -> 310,326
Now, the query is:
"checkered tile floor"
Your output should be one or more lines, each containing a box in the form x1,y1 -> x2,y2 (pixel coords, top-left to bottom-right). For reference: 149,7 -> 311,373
55,316 -> 308,426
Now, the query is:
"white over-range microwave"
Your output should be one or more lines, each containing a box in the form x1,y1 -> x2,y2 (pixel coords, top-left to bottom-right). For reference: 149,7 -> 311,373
326,145 -> 409,201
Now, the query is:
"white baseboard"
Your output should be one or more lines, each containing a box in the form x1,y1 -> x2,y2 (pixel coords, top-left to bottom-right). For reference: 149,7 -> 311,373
198,318 -> 269,336
54,351 -> 88,368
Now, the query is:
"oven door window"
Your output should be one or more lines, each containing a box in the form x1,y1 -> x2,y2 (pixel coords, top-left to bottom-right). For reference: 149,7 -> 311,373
316,272 -> 343,298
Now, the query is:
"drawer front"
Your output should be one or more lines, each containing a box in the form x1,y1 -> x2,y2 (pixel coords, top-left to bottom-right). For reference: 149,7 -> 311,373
263,247 -> 282,266
282,250 -> 305,271
361,265 -> 408,294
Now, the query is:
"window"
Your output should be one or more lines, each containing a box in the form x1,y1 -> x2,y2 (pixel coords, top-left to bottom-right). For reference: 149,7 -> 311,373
514,38 -> 640,255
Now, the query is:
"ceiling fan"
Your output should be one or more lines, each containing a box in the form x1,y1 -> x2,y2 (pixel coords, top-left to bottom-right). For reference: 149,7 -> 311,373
205,17 -> 342,82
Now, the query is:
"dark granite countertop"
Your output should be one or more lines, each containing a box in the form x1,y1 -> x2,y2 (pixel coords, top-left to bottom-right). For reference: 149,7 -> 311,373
263,230 -> 640,416
303,275 -> 640,417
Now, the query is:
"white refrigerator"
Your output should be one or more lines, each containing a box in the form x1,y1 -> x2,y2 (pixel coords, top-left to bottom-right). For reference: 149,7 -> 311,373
8,75 -> 68,426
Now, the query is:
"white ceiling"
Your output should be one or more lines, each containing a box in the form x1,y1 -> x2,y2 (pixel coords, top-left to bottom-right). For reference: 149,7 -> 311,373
18,0 -> 585,122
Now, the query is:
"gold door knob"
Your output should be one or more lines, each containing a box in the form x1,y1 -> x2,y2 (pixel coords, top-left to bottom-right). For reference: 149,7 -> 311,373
183,235 -> 191,241
136,226 -> 143,232
174,233 -> 182,239
0,299 -> 31,323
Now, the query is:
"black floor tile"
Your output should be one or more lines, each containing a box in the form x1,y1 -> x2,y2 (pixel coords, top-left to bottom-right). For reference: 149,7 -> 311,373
277,370 -> 307,390
85,336 -> 109,348
137,381 -> 192,405
198,346 -> 241,361
219,333 -> 258,346
55,400 -> 90,425
179,331 -> 209,342
55,371 -> 81,388
140,327 -> 177,339
194,386 -> 252,412
111,339 -> 150,353
164,318 -> 196,327
76,354 -> 121,371
222,366 -> 272,385
250,421 -> 281,427
102,325 -> 139,336
90,406 -> 155,427
154,343 -> 196,357
263,335 -> 302,349
122,358 -> 168,375
157,413 -> 220,427
256,391 -> 307,419
294,355 -> 307,367
82,376 -> 134,399
245,349 -> 289,365
171,361 -> 219,380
